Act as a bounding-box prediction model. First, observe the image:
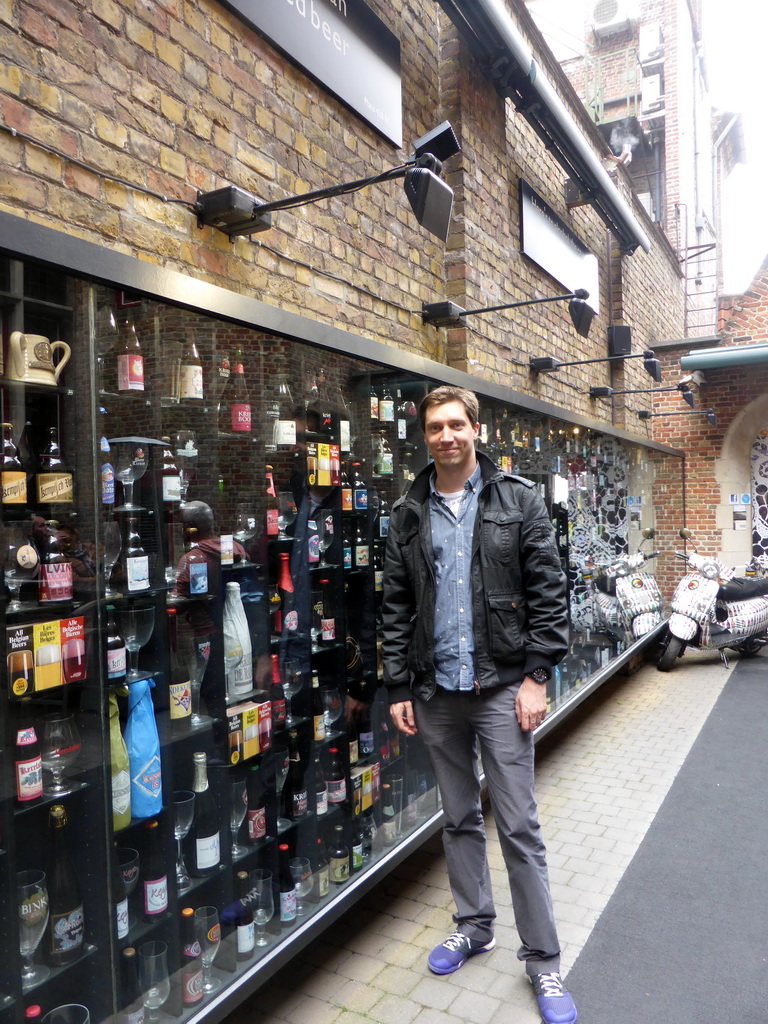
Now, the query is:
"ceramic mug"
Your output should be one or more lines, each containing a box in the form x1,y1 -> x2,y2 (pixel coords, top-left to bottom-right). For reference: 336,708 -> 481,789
8,332 -> 71,386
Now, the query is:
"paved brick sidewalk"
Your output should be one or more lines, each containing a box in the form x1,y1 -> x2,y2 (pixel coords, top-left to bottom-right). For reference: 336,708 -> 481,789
226,652 -> 730,1024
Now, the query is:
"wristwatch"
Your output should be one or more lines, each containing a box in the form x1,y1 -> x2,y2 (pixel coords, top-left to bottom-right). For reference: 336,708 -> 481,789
528,667 -> 551,684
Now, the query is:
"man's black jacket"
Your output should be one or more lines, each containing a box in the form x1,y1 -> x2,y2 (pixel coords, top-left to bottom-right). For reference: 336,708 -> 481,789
382,450 -> 569,704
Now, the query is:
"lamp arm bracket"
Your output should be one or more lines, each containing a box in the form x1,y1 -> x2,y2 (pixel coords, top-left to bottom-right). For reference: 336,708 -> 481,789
251,161 -> 415,216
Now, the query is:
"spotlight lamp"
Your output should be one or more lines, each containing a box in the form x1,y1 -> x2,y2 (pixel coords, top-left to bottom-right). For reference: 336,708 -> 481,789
422,289 -> 593,337
638,409 -> 717,427
531,348 -> 661,381
588,382 -> 695,407
195,121 -> 460,242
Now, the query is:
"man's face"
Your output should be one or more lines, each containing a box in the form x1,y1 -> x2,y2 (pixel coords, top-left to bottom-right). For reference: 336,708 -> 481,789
423,400 -> 479,476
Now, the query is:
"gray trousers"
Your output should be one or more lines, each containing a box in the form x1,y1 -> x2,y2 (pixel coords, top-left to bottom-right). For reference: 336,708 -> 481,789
415,684 -> 561,975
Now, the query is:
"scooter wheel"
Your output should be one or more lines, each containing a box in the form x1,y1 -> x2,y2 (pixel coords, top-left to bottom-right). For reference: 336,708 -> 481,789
657,635 -> 685,672
736,636 -> 764,658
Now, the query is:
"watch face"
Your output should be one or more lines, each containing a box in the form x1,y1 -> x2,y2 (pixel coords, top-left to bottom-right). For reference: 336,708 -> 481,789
531,668 -> 550,683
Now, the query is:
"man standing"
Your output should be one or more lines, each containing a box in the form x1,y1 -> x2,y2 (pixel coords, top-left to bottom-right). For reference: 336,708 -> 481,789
382,386 -> 576,1024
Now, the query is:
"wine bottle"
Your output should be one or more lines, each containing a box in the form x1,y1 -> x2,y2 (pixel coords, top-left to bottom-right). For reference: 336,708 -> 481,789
374,544 -> 384,592
106,605 -> 127,686
212,351 -> 230,401
381,783 -> 396,846
278,843 -> 297,925
38,520 -> 73,603
369,385 -> 379,420
379,384 -> 395,423
160,437 -> 181,504
358,704 -> 374,759
108,691 -> 132,830
319,578 -> 335,644
47,803 -> 85,965
347,713 -> 359,766
353,518 -> 370,568
285,729 -> 307,820
100,436 -> 115,506
264,465 -> 279,537
326,746 -> 347,805
180,906 -> 204,1006
14,699 -> 43,806
184,526 -> 208,596
340,462 -> 353,512
264,374 -> 296,452
351,822 -> 364,873
118,947 -> 146,1024
167,608 -> 192,728
112,843 -> 130,945
223,348 -> 251,433
36,427 -> 73,503
223,581 -> 253,698
328,824 -> 350,884
245,763 -> 267,844
350,461 -> 368,510
140,818 -> 168,921
189,751 -> 221,876
342,518 -> 352,569
311,672 -> 326,741
124,517 -> 150,593
314,754 -> 328,817
2,422 -> 26,504
117,316 -> 144,392
270,654 -> 286,727
314,836 -> 329,899
179,334 -> 204,401
235,871 -> 255,961
276,551 -> 298,635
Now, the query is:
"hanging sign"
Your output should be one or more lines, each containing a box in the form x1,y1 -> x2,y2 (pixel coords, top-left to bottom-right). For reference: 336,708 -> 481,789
222,0 -> 402,146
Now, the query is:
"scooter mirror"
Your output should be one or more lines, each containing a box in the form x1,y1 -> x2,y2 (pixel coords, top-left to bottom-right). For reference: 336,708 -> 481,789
642,528 -> 656,539
679,528 -> 692,540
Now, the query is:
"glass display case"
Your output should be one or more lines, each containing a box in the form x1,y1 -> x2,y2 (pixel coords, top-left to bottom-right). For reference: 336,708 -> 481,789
0,253 -> 684,1024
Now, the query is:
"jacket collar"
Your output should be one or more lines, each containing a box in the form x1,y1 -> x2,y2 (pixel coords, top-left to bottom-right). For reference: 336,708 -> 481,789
404,449 -> 505,506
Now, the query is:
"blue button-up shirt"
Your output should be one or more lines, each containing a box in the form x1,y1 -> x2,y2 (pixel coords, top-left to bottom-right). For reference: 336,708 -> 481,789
429,462 -> 482,691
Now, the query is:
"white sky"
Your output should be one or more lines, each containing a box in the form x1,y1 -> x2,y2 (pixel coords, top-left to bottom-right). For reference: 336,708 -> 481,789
525,0 -> 767,295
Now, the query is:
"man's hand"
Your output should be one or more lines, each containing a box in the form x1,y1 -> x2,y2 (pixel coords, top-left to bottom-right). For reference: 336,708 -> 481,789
515,677 -> 548,732
390,700 -> 418,735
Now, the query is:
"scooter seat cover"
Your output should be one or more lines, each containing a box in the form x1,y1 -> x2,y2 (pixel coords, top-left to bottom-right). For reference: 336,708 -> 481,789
669,611 -> 698,640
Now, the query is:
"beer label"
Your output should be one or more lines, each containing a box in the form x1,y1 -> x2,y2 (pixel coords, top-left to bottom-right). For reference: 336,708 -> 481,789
50,905 -> 84,953
39,561 -> 73,602
247,805 -> 266,841
352,841 -> 363,871
107,645 -> 127,679
291,787 -> 308,819
283,609 -> 299,633
379,399 -> 395,422
180,363 -> 204,400
272,697 -> 286,724
313,713 -> 326,741
316,786 -> 328,816
354,487 -> 368,510
118,353 -> 144,391
16,752 -> 43,802
230,403 -> 251,432
327,777 -> 346,803
266,509 -> 279,536
375,569 -> 384,592
359,730 -> 374,756
196,831 -> 221,870
355,545 -> 369,567
343,543 -> 352,569
189,561 -> 208,594
308,531 -> 320,564
279,889 -> 297,922
133,753 -> 162,800
317,864 -> 329,897
162,474 -> 181,502
126,554 -> 149,592
112,768 -> 131,816
237,921 -> 255,954
169,680 -> 192,719
330,855 -> 349,883
321,617 -> 335,641
20,889 -> 48,926
16,543 -> 39,571
220,534 -> 234,564
182,965 -> 204,1005
116,897 -> 129,939
101,462 -> 115,504
341,486 -> 353,511
2,470 -> 26,503
398,418 -> 407,440
143,875 -> 168,915
276,419 -> 296,446
37,472 -> 73,503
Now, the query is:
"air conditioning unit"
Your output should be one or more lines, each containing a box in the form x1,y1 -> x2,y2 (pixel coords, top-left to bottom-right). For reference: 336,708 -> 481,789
641,74 -> 664,113
591,0 -> 639,39
638,23 -> 664,65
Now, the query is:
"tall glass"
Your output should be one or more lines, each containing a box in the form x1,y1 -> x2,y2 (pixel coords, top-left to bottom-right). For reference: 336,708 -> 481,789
17,870 -> 50,989
173,790 -> 195,894
194,906 -> 221,993
102,519 -> 122,598
248,869 -> 274,946
118,605 -> 155,680
41,713 -> 81,796
137,940 -> 170,1024
281,659 -> 303,726
114,444 -> 148,511
190,638 -> 211,726
229,778 -> 248,858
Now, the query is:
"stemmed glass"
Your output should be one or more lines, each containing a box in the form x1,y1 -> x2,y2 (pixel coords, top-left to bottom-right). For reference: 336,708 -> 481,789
118,605 -> 156,680
41,714 -> 81,796
269,745 -> 290,832
176,431 -> 197,507
194,906 -> 221,993
281,659 -> 303,726
277,493 -> 297,540
249,869 -> 274,946
114,444 -> 148,511
173,791 -> 195,894
190,639 -> 211,727
230,778 -> 248,859
289,858 -> 313,917
137,941 -> 170,1024
233,504 -> 257,547
102,520 -> 122,597
17,869 -> 50,990
321,687 -> 343,734
318,513 -> 334,567
4,523 -> 37,612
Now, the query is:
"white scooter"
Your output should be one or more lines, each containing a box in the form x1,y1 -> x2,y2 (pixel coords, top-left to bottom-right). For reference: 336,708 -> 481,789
581,529 -> 664,640
657,529 -> 768,671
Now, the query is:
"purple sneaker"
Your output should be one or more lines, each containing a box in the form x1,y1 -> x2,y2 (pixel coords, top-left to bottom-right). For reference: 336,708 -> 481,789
530,972 -> 577,1024
427,931 -> 495,975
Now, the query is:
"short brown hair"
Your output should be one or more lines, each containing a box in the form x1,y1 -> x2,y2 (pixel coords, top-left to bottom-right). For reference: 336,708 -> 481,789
419,385 -> 479,433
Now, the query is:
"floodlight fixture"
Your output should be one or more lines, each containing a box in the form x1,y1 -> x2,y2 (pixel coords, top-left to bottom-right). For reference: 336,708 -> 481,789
195,121 -> 460,242
530,348 -> 661,382
422,289 -> 593,337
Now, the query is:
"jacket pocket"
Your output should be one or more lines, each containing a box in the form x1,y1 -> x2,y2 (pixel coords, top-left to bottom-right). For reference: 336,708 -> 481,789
485,589 -> 524,659
481,508 -> 523,564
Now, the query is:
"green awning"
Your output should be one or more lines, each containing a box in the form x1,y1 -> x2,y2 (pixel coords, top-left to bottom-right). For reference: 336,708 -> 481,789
680,343 -> 768,371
